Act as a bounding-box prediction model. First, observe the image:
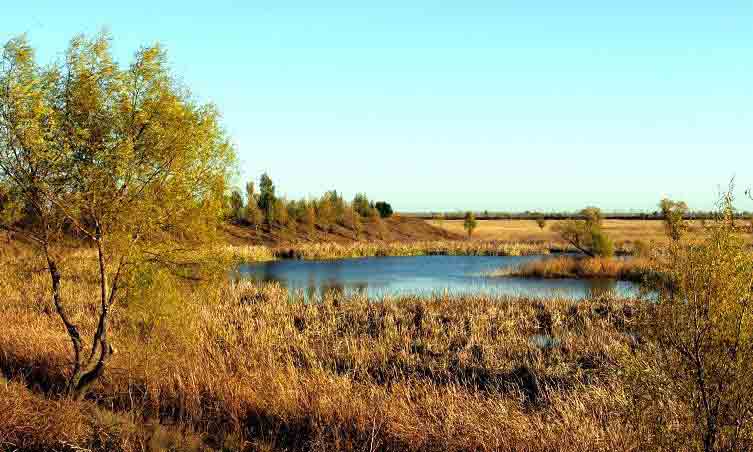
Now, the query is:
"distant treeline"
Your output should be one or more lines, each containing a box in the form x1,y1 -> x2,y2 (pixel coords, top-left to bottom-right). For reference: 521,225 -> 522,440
404,210 -> 753,221
226,172 -> 394,236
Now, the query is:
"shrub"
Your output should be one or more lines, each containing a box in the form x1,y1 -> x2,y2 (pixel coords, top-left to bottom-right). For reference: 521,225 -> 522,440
659,198 -> 688,241
374,201 -> 393,218
304,203 -> 316,234
535,214 -> 546,230
632,202 -> 753,451
245,182 -> 263,230
463,211 -> 477,238
229,190 -> 244,223
590,229 -> 614,257
259,173 -> 276,224
352,193 -> 370,217
580,207 -> 604,228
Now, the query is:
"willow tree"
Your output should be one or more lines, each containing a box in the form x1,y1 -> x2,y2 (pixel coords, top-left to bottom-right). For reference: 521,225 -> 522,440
659,198 -> 688,241
0,33 -> 235,399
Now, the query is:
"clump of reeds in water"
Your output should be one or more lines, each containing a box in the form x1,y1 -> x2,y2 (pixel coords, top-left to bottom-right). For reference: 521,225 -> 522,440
490,255 -> 653,282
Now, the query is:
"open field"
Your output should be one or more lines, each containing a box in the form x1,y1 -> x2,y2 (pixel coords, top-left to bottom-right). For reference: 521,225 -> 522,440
428,218 -> 752,248
429,219 -> 676,243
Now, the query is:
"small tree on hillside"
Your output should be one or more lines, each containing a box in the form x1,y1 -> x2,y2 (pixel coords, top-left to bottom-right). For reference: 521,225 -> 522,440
229,190 -> 244,223
245,182 -> 263,230
659,198 -> 688,241
303,202 -> 316,235
464,211 -> 477,238
0,33 -> 235,399
274,198 -> 289,228
352,193 -> 370,217
350,205 -> 362,239
258,172 -> 276,225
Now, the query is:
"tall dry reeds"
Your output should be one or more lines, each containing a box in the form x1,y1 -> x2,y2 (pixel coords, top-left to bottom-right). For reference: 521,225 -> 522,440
0,247 -> 648,451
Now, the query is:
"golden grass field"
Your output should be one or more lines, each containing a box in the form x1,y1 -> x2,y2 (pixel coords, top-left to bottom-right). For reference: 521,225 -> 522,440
0,246 -> 648,452
428,219 -> 677,243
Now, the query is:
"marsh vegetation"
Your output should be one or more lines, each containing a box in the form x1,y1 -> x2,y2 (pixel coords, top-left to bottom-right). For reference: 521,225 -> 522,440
1,32 -> 753,452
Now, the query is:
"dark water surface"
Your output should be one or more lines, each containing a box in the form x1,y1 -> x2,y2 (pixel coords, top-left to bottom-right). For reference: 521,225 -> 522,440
236,254 -> 641,300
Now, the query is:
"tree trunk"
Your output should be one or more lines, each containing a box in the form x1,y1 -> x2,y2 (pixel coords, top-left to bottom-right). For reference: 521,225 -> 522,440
44,248 -> 84,395
70,233 -> 112,400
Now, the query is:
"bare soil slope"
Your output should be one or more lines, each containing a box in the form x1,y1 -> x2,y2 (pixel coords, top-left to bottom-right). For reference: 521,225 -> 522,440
222,215 -> 463,246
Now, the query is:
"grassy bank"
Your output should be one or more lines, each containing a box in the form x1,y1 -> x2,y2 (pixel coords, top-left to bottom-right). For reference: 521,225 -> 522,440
491,256 -> 654,282
223,240 -> 553,263
0,247 -> 648,451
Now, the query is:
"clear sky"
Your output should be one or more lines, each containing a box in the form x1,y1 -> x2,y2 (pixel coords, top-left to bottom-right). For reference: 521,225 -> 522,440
2,2 -> 751,212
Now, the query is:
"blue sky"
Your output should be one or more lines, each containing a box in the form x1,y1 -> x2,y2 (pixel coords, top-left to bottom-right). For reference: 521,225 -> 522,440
3,1 -> 751,211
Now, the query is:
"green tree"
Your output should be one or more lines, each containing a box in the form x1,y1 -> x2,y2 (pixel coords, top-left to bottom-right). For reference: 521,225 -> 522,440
463,211 -> 477,238
229,190 -> 244,223
352,193 -> 370,217
303,202 -> 316,235
374,201 -> 393,218
274,198 -> 289,228
659,198 -> 688,241
0,33 -> 235,399
258,172 -> 276,225
580,206 -> 603,228
245,181 -> 263,230
553,207 -> 612,257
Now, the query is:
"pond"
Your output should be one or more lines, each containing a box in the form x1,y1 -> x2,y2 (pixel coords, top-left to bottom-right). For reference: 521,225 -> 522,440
236,254 -> 641,300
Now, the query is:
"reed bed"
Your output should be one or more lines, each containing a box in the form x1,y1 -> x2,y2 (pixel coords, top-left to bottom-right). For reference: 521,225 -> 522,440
269,240 -> 552,261
0,248 -> 650,451
491,256 -> 654,282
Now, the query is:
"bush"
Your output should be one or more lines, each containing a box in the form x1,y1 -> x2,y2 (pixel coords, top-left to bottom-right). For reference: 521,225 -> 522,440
463,211 -> 477,238
374,201 -> 393,218
660,198 -> 688,241
590,229 -> 614,257
631,205 -> 753,451
352,193 -> 370,217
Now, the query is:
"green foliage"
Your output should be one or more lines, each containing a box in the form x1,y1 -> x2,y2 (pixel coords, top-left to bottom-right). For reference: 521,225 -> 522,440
580,207 -> 603,228
590,229 -> 614,257
463,211 -> 477,238
352,193 -> 370,217
659,198 -> 688,241
554,207 -> 613,257
258,173 -> 276,224
303,203 -> 316,234
0,32 -> 236,398
229,190 -> 244,223
273,198 -> 289,227
375,201 -> 393,218
244,182 -> 263,229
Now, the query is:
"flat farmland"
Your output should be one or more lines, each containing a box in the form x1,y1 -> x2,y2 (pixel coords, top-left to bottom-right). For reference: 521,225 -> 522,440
427,218 -> 705,244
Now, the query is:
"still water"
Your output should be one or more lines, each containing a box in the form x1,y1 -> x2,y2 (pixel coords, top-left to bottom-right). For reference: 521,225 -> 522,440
236,254 -> 641,300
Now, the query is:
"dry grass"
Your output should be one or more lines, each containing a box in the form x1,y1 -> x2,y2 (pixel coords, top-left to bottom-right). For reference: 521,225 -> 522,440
492,256 -> 654,282
0,247 -> 651,451
269,240 -> 551,260
428,219 -> 737,253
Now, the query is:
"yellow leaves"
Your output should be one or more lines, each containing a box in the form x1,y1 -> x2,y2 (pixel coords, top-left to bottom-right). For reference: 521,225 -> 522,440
1,31 -> 237,251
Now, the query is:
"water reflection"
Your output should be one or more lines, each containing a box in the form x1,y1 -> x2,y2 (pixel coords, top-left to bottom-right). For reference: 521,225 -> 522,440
236,255 -> 641,300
